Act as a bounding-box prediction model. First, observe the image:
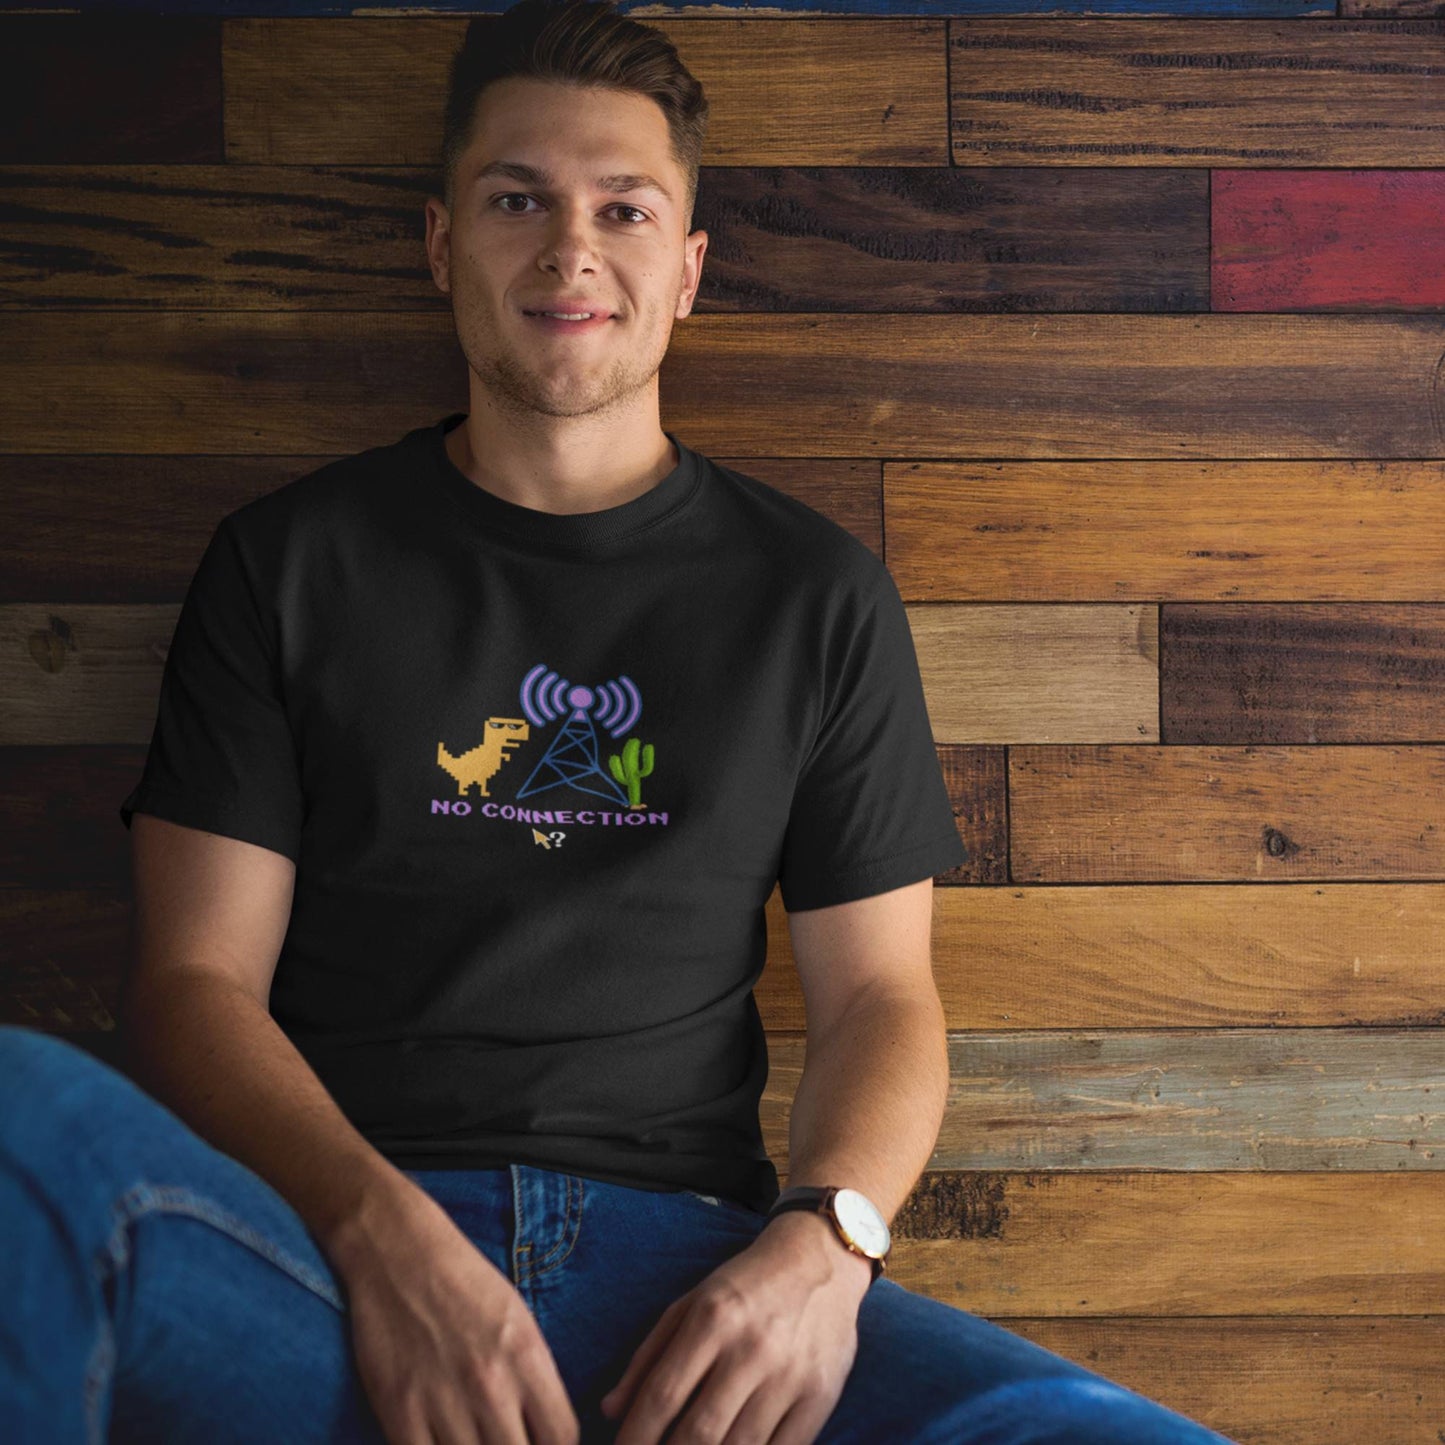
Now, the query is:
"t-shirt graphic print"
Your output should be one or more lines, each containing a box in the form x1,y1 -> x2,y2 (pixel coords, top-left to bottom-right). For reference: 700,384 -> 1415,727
118,412 -> 966,1214
437,663 -> 664,835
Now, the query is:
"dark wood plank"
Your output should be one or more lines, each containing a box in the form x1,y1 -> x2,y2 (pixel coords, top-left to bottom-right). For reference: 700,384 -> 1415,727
7,313 -> 1445,456
938,745 -> 1007,884
1010,744 -> 1445,881
886,460 -> 1445,602
224,17 -> 946,167
0,747 -> 144,889
951,19 -> 1445,167
0,454 -> 880,601
1162,605 -> 1445,744
0,0 -> 1331,13
0,17 -> 221,164
0,164 -> 1208,313
1213,170 -> 1445,311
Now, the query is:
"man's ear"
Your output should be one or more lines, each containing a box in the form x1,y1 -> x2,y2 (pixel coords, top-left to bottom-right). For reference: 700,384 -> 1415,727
425,197 -> 453,295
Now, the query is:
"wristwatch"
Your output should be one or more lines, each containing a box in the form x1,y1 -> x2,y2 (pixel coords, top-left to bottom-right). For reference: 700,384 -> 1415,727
765,1185 -> 891,1281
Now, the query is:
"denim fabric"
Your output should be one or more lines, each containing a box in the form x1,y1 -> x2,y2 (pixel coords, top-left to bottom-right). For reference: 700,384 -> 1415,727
0,1025 -> 1236,1444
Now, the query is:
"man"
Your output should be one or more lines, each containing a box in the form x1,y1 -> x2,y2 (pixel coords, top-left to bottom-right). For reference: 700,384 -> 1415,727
0,2 -> 1237,1442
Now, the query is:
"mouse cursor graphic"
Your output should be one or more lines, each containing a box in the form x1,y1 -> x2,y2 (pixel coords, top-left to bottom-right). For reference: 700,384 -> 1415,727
532,828 -> 553,849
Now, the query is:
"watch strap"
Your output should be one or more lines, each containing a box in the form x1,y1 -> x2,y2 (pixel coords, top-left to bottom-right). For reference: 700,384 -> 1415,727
767,1185 -> 888,1280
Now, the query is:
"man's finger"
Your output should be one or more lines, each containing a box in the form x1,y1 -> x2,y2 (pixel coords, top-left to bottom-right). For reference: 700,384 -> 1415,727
612,1305 -> 721,1445
601,1295 -> 687,1418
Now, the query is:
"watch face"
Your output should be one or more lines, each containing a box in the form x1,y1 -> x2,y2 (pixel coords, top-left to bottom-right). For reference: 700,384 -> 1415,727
833,1188 -> 890,1257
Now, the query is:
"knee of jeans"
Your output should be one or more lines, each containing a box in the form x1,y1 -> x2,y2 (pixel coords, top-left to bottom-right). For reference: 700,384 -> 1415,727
928,1373 -> 1208,1445
0,1026 -> 112,1144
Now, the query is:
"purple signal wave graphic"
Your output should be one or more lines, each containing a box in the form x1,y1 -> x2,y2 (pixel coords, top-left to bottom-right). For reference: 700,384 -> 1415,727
518,662 -> 641,738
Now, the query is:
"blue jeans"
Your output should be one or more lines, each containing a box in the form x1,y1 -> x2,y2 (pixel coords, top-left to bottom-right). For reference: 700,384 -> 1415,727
0,1024 -> 1236,1444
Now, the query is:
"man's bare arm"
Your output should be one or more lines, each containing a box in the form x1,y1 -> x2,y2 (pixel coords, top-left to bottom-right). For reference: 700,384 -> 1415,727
119,812 -> 581,1442
120,813 -> 439,1273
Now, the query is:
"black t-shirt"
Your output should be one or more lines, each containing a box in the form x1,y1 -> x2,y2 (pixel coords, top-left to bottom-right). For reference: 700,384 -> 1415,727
119,413 -> 966,1213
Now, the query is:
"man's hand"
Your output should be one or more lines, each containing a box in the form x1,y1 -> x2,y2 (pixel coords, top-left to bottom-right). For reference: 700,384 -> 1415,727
335,1183 -> 581,1445
599,1209 -> 874,1444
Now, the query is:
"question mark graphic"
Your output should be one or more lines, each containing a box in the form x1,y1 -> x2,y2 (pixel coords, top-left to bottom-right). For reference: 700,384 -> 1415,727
549,831 -> 565,847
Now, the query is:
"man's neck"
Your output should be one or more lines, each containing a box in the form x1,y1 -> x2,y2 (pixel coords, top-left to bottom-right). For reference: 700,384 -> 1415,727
444,413 -> 678,518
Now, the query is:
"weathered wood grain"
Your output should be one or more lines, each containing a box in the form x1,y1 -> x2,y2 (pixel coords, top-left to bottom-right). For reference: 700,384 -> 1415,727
1213,171 -> 1445,311
762,1029 -> 1445,1172
938,744 -> 1008,884
1161,605 -> 1445,745
763,880 -> 1445,1029
0,164 -> 1209,313
1010,744 -> 1445,881
885,460 -> 1445,602
912,603 -> 1158,742
951,19 -> 1445,167
224,17 -> 947,166
8,313 -> 1445,457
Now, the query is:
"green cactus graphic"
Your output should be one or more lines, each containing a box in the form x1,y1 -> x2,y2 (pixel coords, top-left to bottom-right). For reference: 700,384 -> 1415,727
608,735 -> 654,809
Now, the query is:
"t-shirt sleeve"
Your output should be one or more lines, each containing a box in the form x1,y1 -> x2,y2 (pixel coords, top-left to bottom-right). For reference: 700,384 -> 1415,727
776,563 -> 966,912
118,515 -> 305,863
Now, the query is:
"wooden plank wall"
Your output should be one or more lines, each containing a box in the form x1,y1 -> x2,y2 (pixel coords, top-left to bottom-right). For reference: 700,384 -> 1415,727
3,5 -> 1444,1441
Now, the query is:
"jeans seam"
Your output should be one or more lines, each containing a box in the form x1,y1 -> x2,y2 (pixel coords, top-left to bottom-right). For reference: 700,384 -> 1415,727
97,1182 -> 346,1314
529,1174 -> 582,1278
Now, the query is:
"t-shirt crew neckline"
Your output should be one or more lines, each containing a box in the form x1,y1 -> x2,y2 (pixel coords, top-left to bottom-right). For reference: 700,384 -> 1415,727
425,411 -> 703,551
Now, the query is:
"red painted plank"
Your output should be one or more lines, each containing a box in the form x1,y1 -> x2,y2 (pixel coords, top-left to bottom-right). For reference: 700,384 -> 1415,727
1213,171 -> 1445,311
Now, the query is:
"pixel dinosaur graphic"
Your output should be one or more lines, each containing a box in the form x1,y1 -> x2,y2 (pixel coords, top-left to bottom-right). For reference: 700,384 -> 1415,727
437,717 -> 531,798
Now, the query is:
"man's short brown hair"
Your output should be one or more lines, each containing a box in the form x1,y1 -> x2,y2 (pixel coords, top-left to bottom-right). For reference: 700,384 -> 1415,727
440,0 -> 710,232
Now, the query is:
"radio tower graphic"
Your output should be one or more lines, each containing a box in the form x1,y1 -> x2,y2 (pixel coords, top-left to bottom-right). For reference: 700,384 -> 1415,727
513,662 -> 640,805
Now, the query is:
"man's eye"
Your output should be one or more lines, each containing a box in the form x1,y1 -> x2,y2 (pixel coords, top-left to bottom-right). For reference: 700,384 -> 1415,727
493,194 -> 647,224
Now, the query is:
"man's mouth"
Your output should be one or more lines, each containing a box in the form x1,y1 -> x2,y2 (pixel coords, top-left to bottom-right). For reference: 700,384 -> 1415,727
522,311 -> 613,333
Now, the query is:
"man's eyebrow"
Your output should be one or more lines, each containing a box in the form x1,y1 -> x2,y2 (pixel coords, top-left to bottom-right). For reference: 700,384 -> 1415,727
474,160 -> 673,205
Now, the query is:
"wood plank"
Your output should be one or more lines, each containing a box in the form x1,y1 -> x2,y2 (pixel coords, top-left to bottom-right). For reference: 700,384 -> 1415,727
8,313 -> 1445,457
762,1029 -> 1445,1172
0,454 -> 880,601
224,17 -> 947,166
762,881 -> 1445,1029
1,442 -> 881,604
873,1171 -> 1445,1316
15,874 -> 1445,1040
885,460 -> 1445,603
1010,744 -> 1445,881
0,749 -> 144,889
1213,170 -> 1445,311
5,601 -> 1138,757
1009,1316 -> 1445,1445
951,19 -> 1445,167
0,163 -> 1208,314
1,604 -> 182,747
0,0 -> 1330,13
938,744 -> 1008,884
0,17 -> 221,164
912,603 -> 1158,742
1161,604 -> 1445,745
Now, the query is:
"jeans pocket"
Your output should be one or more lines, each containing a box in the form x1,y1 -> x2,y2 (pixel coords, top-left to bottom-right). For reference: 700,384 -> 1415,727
680,1188 -> 765,1225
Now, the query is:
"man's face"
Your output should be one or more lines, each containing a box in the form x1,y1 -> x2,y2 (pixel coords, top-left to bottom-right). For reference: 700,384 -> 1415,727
426,76 -> 707,423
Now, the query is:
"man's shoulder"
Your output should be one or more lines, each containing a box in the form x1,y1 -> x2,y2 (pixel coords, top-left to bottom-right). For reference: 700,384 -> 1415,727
700,452 -> 888,598
222,426 -> 419,538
